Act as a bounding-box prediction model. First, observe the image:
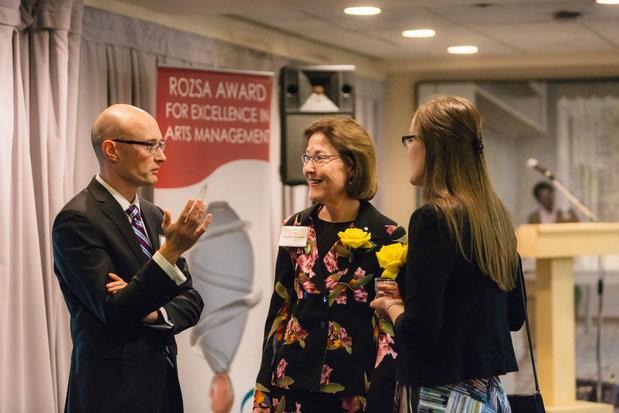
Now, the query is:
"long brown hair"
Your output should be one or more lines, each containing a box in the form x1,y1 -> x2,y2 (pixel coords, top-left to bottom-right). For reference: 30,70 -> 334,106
414,95 -> 518,291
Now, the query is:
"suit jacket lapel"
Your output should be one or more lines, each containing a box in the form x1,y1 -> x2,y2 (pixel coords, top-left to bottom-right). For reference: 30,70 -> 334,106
301,202 -> 377,287
87,178 -> 148,264
324,201 -> 375,279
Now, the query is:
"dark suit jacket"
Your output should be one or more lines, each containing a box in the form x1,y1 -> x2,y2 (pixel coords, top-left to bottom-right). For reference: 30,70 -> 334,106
53,178 -> 204,412
394,204 -> 526,386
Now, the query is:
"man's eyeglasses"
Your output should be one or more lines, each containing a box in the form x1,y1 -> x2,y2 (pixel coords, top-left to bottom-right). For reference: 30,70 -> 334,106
112,139 -> 166,155
301,153 -> 340,165
401,135 -> 418,149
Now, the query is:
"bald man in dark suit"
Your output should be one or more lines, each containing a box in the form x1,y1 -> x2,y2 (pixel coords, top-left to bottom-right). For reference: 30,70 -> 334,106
53,104 -> 210,412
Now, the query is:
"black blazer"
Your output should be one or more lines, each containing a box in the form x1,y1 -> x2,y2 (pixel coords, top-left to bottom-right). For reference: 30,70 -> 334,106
394,204 -> 525,386
52,178 -> 204,412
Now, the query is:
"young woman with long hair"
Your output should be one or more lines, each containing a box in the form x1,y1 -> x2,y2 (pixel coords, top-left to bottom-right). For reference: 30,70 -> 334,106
371,95 -> 526,413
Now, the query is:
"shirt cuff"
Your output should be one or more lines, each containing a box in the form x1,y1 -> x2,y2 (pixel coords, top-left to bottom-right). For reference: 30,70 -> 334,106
159,307 -> 174,326
152,250 -> 187,286
145,307 -> 174,330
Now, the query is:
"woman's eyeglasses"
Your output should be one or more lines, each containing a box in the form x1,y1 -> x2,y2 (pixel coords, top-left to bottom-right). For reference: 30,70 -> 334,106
301,153 -> 340,165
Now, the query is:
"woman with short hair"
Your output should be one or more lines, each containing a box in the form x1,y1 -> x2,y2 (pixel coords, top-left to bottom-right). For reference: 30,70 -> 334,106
254,117 -> 405,412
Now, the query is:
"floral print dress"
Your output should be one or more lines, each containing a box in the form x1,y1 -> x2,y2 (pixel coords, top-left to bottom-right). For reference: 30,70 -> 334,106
254,201 -> 406,412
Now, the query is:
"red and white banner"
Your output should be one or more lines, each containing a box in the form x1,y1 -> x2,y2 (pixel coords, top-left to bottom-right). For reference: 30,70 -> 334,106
155,66 -> 274,413
156,66 -> 271,187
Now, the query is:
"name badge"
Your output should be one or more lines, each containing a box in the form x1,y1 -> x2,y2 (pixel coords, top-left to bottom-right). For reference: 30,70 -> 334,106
278,226 -> 309,247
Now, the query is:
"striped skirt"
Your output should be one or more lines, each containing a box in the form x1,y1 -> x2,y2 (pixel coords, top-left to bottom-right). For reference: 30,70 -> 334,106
394,377 -> 511,413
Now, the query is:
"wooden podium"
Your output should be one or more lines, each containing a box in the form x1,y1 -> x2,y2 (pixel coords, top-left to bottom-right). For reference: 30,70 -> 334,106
516,223 -> 619,413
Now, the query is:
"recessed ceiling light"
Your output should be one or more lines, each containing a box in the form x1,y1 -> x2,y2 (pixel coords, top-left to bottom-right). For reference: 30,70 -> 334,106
401,29 -> 436,38
447,45 -> 478,54
344,6 -> 381,16
596,0 -> 619,4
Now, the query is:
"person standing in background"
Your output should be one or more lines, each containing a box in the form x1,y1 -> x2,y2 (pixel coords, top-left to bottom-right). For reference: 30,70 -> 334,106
527,181 -> 579,224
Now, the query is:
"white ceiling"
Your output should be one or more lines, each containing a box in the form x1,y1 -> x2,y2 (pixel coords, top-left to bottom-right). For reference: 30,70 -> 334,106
118,0 -> 619,60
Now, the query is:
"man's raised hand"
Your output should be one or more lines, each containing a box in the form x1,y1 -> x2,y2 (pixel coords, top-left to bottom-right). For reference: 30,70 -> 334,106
160,199 -> 212,264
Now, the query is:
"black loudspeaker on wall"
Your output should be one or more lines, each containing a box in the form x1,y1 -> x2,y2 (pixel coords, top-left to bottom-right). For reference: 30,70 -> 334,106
280,65 -> 356,185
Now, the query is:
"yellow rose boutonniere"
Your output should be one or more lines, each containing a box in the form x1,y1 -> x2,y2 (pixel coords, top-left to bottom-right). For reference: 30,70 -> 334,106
375,243 -> 408,280
338,228 -> 373,249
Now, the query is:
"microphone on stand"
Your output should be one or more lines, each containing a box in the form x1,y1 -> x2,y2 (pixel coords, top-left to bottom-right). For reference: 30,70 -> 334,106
527,158 -> 555,180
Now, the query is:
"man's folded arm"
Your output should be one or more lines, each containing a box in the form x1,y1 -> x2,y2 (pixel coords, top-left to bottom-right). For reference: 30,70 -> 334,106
158,257 -> 203,334
53,209 -> 180,333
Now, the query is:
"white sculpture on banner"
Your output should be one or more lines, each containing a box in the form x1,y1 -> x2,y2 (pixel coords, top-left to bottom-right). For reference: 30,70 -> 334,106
187,199 -> 262,413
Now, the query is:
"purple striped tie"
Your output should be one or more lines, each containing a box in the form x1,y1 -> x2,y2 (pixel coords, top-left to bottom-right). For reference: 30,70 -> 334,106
126,205 -> 153,258
126,205 -> 175,368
